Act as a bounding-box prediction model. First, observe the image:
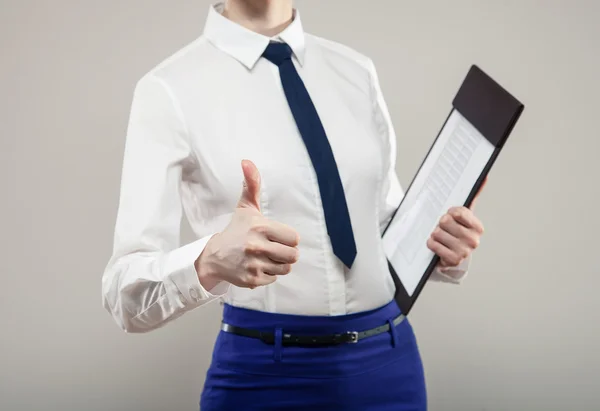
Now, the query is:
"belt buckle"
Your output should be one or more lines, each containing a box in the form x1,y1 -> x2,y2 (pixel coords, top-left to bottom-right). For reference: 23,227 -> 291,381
345,331 -> 359,343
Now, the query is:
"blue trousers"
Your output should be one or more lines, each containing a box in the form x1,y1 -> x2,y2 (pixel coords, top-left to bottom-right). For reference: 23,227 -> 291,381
200,300 -> 427,410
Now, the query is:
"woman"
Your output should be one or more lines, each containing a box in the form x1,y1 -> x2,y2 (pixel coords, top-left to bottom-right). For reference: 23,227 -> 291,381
102,1 -> 485,409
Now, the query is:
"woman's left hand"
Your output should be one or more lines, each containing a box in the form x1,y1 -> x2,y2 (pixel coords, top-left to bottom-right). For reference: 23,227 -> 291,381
426,177 -> 487,268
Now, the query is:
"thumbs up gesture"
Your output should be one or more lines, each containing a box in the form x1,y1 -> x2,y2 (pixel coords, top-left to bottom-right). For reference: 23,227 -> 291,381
196,160 -> 300,290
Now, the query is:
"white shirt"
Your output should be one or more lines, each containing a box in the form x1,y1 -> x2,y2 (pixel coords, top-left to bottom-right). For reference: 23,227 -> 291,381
102,3 -> 469,333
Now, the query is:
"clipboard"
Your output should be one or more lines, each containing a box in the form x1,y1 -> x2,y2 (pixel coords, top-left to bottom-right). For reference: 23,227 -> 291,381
382,64 -> 525,315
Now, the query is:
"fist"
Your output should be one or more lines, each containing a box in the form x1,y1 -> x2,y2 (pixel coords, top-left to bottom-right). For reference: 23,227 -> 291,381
196,160 -> 300,290
427,177 -> 487,268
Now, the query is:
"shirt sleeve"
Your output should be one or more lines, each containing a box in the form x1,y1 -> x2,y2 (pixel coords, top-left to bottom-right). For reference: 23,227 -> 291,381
367,58 -> 469,284
101,74 -> 229,334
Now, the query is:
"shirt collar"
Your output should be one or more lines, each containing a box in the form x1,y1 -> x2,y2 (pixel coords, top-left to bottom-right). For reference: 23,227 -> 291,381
203,2 -> 306,69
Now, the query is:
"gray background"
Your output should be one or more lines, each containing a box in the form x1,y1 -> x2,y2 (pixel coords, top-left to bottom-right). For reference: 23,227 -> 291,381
1,0 -> 599,410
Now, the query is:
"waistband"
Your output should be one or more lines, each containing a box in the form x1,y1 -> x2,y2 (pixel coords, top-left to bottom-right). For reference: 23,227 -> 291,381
221,300 -> 402,333
212,300 -> 417,379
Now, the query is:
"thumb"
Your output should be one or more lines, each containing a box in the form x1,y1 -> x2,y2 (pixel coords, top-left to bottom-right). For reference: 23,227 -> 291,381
469,176 -> 488,210
237,159 -> 262,211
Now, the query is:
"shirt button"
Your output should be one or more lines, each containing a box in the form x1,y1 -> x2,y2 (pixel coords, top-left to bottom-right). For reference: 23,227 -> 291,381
189,288 -> 200,302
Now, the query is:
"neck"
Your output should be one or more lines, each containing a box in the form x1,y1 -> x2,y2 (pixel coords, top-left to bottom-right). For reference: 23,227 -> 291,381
222,0 -> 294,37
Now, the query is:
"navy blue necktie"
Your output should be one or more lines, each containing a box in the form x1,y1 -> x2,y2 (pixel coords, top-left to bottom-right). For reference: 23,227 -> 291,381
262,42 -> 357,269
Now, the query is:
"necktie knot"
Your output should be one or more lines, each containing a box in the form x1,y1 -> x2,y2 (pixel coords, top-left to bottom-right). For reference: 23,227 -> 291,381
262,42 -> 293,67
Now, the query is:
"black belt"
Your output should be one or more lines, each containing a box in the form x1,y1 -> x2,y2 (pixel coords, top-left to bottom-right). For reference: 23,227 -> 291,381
220,313 -> 406,347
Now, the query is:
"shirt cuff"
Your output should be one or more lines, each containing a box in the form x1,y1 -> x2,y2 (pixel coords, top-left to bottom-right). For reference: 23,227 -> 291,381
163,233 -> 230,306
429,255 -> 471,284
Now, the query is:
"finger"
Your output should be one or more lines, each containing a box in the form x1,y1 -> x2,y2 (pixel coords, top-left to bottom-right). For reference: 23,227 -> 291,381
430,227 -> 469,256
262,220 -> 300,247
261,260 -> 293,276
242,271 -> 277,289
427,237 -> 463,267
446,208 -> 484,234
438,215 -> 481,249
260,241 -> 299,264
438,213 -> 471,238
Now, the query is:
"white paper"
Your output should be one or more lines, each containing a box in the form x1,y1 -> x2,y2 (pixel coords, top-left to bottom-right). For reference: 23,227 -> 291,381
383,110 -> 495,296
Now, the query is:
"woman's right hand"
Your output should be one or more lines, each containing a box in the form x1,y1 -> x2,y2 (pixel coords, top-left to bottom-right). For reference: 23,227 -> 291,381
195,160 -> 300,290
